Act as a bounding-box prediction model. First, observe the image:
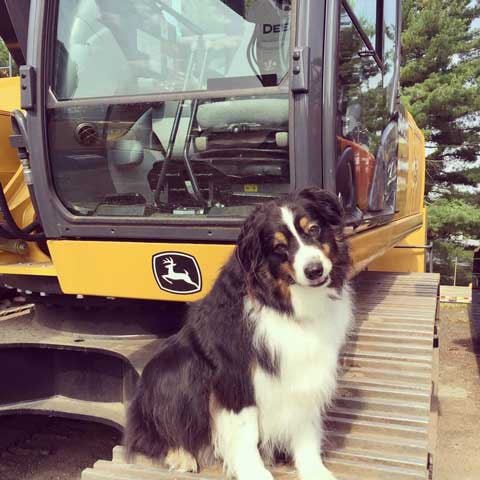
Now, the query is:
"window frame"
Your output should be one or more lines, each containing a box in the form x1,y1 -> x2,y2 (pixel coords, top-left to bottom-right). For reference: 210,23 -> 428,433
341,0 -> 386,71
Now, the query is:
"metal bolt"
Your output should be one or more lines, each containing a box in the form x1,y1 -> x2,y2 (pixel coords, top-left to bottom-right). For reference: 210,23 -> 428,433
293,65 -> 301,75
293,50 -> 301,61
16,241 -> 28,255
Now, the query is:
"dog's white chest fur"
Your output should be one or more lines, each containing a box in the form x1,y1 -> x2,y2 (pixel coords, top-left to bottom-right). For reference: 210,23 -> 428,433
250,285 -> 352,453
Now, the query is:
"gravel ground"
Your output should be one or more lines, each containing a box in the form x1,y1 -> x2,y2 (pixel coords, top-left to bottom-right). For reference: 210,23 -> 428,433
0,415 -> 120,480
433,302 -> 480,480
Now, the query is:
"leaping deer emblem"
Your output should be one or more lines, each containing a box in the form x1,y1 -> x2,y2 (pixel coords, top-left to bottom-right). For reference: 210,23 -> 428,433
162,257 -> 200,289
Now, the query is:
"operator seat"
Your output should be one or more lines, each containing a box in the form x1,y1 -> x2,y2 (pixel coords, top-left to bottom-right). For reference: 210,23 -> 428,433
60,0 -> 134,99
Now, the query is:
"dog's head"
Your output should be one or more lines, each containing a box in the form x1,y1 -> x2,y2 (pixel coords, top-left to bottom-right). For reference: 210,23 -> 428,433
236,187 -> 350,310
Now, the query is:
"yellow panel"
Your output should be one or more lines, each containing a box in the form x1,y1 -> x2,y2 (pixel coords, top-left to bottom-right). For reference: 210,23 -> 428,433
0,79 -> 51,265
368,209 -> 427,273
395,114 -> 410,217
0,77 -> 21,113
394,111 -> 425,219
43,214 -> 422,300
0,113 -> 20,186
412,122 -> 426,213
0,167 -> 51,265
349,213 -> 423,276
48,241 -> 234,301
0,262 -> 57,276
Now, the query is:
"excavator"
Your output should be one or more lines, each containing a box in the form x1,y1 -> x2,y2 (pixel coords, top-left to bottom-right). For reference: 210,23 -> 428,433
0,1 -> 439,479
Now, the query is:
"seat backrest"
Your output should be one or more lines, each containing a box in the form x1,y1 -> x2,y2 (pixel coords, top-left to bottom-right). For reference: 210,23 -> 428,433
59,0 -> 134,99
196,98 -> 289,130
245,0 -> 290,79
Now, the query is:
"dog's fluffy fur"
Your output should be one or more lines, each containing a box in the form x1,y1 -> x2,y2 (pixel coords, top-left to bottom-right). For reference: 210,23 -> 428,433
125,187 -> 353,480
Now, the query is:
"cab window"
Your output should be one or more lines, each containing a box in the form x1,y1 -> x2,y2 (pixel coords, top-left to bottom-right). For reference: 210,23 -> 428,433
345,0 -> 378,48
53,0 -> 292,100
336,1 -> 399,216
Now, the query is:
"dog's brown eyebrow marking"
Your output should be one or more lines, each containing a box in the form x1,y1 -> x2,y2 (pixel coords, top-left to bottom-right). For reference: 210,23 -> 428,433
299,217 -> 309,231
321,243 -> 331,257
274,232 -> 287,245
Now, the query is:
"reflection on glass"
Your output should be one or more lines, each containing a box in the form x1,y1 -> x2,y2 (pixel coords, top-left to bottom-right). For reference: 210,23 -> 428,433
54,0 -> 292,99
345,0 -> 377,46
47,95 -> 290,217
337,7 -> 398,214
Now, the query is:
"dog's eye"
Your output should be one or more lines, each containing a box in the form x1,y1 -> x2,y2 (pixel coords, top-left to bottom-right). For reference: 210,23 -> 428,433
307,224 -> 321,236
274,244 -> 288,255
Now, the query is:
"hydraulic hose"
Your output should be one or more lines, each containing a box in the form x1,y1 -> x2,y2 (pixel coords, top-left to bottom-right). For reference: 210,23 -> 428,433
0,181 -> 45,241
0,110 -> 46,242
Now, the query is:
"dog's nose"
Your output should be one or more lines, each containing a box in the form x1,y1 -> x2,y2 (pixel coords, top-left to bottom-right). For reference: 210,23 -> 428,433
304,262 -> 324,281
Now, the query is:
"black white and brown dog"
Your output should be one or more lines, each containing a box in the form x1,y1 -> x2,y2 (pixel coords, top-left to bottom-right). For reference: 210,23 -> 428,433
125,187 -> 353,480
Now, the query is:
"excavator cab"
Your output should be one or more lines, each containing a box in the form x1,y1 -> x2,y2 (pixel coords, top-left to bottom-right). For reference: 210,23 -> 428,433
0,0 -> 426,298
5,0 -> 403,248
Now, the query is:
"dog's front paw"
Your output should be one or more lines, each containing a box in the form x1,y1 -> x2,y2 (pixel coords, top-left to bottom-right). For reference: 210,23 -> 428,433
164,448 -> 198,473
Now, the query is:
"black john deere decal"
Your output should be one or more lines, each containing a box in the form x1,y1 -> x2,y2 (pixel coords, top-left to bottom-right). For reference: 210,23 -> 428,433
152,252 -> 202,294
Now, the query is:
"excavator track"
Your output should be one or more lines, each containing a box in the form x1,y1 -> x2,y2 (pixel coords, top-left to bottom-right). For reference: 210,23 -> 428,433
81,271 -> 440,480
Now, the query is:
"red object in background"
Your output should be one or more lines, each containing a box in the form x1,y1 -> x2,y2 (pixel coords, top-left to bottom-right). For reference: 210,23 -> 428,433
337,137 -> 376,210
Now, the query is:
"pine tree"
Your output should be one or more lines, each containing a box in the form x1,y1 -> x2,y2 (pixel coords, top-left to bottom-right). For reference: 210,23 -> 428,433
401,1 -> 479,284
0,39 -> 10,76
401,0 -> 480,194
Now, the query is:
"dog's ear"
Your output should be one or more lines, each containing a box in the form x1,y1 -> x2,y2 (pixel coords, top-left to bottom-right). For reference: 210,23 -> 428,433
297,187 -> 344,227
236,206 -> 264,275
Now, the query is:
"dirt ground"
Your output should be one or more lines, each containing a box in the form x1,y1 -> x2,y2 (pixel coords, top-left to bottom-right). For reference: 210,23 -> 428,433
0,416 -> 120,480
433,302 -> 480,480
0,302 -> 479,479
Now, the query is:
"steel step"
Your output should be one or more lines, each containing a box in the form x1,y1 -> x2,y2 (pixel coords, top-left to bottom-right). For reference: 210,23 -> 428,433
341,366 -> 431,385
324,416 -> 428,441
337,382 -> 432,404
340,354 -> 432,373
325,432 -> 427,459
81,271 -> 439,480
333,395 -> 430,417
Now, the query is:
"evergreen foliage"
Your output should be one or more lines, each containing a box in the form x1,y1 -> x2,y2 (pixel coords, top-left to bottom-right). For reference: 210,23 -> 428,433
401,0 -> 480,194
401,0 -> 479,284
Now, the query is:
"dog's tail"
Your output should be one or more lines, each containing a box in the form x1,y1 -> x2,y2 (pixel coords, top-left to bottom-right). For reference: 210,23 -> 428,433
123,392 -> 165,462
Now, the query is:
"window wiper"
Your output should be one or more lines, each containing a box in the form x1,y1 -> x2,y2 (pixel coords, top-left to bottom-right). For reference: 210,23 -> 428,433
154,1 -> 205,35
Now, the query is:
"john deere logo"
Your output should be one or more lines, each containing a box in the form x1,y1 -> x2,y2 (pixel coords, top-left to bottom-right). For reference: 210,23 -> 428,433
152,252 -> 202,294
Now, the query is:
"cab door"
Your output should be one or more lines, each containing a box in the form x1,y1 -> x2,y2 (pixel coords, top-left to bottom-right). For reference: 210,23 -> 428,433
335,0 -> 401,226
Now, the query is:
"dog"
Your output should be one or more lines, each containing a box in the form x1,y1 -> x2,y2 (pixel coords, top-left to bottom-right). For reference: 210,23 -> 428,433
125,187 -> 353,480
